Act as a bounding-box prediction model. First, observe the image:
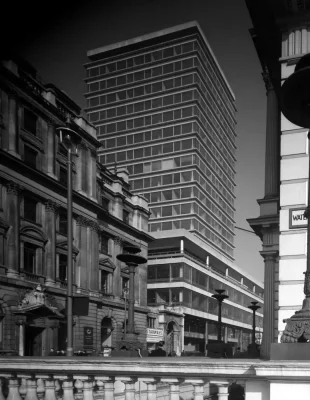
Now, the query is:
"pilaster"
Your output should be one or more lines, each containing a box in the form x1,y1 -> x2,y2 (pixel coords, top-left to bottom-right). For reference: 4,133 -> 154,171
6,181 -> 23,278
45,200 -> 60,286
47,122 -> 57,179
260,251 -> 278,359
8,94 -> 20,158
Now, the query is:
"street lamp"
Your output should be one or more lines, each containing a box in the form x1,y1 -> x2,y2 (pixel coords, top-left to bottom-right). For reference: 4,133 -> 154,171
123,286 -> 129,339
56,120 -> 81,356
248,301 -> 261,347
212,289 -> 229,342
281,53 -> 310,342
116,245 -> 146,352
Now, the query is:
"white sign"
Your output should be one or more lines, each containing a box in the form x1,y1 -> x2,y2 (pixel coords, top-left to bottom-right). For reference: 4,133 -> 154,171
146,328 -> 164,343
289,208 -> 307,229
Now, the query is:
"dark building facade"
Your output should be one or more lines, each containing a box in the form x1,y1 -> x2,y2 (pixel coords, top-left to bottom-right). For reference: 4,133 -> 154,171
85,21 -> 237,261
0,57 -> 152,356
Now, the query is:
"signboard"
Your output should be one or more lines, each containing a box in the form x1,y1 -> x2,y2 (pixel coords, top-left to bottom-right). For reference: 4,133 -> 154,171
84,327 -> 93,346
289,208 -> 307,229
146,328 -> 164,343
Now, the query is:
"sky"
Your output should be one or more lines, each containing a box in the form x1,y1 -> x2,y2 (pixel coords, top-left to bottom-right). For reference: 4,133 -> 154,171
5,0 -> 267,282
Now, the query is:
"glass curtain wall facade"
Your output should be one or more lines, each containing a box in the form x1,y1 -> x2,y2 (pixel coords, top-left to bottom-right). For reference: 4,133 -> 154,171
85,22 -> 237,260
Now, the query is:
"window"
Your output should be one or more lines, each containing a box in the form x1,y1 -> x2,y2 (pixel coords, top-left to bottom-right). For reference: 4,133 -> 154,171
101,235 -> 109,254
101,270 -> 110,293
24,145 -> 37,169
59,254 -> 67,281
122,276 -> 129,292
102,197 -> 110,211
147,317 -> 155,328
23,108 -> 37,136
24,197 -> 37,222
59,167 -> 67,186
59,211 -> 67,235
24,243 -> 36,273
123,210 -> 130,224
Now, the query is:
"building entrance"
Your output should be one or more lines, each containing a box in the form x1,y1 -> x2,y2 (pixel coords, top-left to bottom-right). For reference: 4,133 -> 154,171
25,326 -> 44,356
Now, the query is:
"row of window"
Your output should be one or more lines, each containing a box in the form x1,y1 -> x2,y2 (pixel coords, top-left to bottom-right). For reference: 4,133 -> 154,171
87,41 -> 196,78
195,84 -> 235,148
195,40 -> 235,116
141,186 -> 234,232
123,150 -> 234,196
99,121 -> 234,182
150,202 -> 234,243
147,287 -> 262,326
148,218 -> 234,257
86,38 -> 234,119
92,89 -> 194,119
89,73 -> 194,121
130,168 -> 235,217
88,58 -> 196,95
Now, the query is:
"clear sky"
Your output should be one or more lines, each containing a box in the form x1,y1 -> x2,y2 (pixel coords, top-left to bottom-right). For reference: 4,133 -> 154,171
5,0 -> 267,283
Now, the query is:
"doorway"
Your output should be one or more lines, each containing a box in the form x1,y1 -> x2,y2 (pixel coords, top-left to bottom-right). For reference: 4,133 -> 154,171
25,326 -> 44,356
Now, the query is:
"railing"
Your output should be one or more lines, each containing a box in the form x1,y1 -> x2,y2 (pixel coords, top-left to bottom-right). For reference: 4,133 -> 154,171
0,357 -> 309,400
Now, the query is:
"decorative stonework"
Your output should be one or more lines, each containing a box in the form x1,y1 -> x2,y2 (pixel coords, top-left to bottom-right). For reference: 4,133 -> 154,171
262,70 -> 273,93
89,221 -> 100,232
281,309 -> 310,342
114,236 -> 123,246
45,200 -> 60,214
6,181 -> 24,195
76,216 -> 89,227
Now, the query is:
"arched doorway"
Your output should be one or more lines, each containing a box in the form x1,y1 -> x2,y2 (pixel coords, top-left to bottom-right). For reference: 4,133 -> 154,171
167,321 -> 179,356
101,317 -> 113,349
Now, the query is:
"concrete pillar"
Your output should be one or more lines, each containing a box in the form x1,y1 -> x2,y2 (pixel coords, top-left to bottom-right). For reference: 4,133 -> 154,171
180,239 -> 184,253
260,251 -> 277,359
8,95 -> 18,157
204,321 -> 208,355
6,181 -> 23,278
224,326 -> 228,343
45,200 -> 59,286
47,123 -> 56,178
262,70 -> 279,199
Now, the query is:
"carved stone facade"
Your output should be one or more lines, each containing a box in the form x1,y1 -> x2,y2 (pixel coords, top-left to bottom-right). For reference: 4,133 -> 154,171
0,57 -> 152,356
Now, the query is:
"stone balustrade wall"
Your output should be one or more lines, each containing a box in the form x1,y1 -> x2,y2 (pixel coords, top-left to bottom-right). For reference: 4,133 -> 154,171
0,357 -> 309,400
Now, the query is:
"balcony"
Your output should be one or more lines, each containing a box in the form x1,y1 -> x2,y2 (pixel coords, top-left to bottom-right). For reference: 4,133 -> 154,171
0,357 -> 308,400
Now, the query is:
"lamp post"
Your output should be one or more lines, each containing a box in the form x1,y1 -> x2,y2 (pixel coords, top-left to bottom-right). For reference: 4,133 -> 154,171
116,245 -> 146,353
212,289 -> 229,342
56,121 -> 80,356
123,286 -> 129,339
248,301 -> 261,346
281,53 -> 310,342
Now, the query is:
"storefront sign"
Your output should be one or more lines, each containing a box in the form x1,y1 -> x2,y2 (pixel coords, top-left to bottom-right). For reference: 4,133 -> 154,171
84,327 -> 93,346
146,328 -> 164,343
289,208 -> 307,229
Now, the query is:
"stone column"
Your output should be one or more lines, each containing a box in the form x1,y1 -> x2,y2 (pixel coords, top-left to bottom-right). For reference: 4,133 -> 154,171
113,237 -> 122,298
90,149 -> 97,201
6,181 -> 23,278
214,382 -> 230,400
86,148 -> 93,199
47,122 -> 56,178
45,200 -> 59,286
8,94 -> 19,157
260,251 -> 277,359
185,380 -> 205,400
262,70 -> 279,199
102,378 -> 115,400
76,216 -> 88,289
90,221 -> 100,291
161,379 -> 183,400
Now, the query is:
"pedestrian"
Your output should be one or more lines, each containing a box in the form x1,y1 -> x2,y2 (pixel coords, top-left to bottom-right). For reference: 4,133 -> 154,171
149,341 -> 166,357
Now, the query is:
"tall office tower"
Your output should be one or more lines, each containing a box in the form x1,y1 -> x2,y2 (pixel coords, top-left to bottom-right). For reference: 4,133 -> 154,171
85,21 -> 237,261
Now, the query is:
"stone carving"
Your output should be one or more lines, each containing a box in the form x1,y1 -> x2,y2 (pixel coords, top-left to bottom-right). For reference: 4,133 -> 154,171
262,69 -> 273,93
6,181 -> 24,195
45,200 -> 60,214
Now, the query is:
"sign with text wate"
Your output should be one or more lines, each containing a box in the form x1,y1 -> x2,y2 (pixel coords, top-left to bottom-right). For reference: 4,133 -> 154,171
289,208 -> 307,229
146,328 -> 164,343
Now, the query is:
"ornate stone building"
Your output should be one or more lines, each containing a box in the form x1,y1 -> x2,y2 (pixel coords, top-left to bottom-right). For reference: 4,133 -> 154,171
0,56 -> 152,356
246,0 -> 310,358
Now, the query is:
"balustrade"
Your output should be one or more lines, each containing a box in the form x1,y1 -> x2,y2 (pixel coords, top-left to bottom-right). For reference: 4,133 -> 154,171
0,357 -> 309,400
